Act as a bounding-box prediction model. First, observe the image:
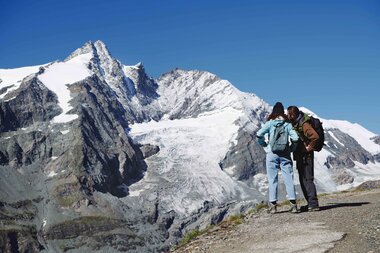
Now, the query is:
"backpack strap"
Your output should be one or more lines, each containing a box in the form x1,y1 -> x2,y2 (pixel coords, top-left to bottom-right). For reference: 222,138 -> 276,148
269,121 -> 285,142
294,113 -> 310,143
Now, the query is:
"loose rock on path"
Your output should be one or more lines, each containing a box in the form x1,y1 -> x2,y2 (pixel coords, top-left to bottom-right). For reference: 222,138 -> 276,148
172,188 -> 380,253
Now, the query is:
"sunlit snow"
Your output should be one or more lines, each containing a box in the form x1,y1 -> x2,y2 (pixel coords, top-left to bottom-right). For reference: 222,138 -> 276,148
0,65 -> 46,99
60,130 -> 70,135
38,53 -> 93,123
314,149 -> 338,192
301,107 -> 380,154
129,107 -> 259,215
48,171 -> 58,178
328,131 -> 345,146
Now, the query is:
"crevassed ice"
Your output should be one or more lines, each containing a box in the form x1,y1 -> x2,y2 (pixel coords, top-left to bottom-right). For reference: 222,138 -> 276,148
128,107 -> 253,215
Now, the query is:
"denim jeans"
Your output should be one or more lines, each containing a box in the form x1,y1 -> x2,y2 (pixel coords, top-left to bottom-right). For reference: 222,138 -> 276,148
266,152 -> 296,202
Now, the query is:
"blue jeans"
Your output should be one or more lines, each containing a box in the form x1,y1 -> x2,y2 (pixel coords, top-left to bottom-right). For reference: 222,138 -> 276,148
266,152 -> 296,202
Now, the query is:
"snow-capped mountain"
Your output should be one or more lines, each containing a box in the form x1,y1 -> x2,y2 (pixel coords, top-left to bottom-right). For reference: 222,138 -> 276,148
127,68 -> 270,216
0,40 -> 379,252
301,108 -> 380,192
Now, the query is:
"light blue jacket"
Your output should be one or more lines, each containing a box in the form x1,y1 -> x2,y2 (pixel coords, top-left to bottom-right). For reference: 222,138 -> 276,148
256,117 -> 299,153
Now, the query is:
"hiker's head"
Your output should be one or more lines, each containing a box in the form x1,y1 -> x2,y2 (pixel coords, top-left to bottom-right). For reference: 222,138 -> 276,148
272,102 -> 284,114
267,102 -> 287,121
287,106 -> 300,123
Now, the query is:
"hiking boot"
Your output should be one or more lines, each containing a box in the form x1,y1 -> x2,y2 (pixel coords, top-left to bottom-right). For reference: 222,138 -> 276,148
289,203 -> 299,213
267,203 -> 277,214
308,206 -> 320,212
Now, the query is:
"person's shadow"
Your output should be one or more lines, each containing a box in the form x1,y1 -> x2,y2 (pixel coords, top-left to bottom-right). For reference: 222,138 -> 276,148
296,202 -> 370,212
319,202 -> 370,211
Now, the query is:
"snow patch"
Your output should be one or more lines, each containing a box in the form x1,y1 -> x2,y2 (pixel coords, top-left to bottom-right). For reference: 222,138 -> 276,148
328,131 -> 344,146
0,64 -> 45,99
4,96 -> 17,102
300,107 -> 380,155
38,53 -> 92,123
323,120 -> 379,154
314,149 -> 338,192
48,171 -> 58,178
252,173 -> 269,195
129,188 -> 144,197
223,165 -> 236,176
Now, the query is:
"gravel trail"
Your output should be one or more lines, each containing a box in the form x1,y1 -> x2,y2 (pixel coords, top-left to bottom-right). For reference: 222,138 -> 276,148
172,188 -> 380,253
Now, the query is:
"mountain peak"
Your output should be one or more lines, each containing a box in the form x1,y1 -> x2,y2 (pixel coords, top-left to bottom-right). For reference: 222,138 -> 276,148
135,62 -> 144,69
64,41 -> 94,61
92,40 -> 112,58
64,40 -> 111,62
124,62 -> 145,71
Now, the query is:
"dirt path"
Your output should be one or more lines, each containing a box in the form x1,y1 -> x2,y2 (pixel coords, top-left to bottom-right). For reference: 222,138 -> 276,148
172,188 -> 380,253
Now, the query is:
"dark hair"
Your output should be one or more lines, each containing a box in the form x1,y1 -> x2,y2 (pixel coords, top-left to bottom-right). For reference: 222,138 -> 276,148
266,112 -> 289,121
287,106 -> 300,116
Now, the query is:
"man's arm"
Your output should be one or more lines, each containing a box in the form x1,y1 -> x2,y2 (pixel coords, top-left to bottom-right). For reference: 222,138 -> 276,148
303,122 -> 319,152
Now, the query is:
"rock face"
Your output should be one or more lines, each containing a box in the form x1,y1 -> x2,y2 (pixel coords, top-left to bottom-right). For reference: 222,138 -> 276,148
318,127 -> 379,189
0,42 -> 158,252
220,129 -> 267,182
0,40 -> 379,253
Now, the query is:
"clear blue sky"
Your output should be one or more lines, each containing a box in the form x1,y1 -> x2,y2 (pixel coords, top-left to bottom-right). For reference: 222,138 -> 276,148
1,0 -> 379,134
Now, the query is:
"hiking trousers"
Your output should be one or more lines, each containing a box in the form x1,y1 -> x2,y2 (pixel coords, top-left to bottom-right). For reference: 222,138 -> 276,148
296,152 -> 319,208
266,152 -> 296,203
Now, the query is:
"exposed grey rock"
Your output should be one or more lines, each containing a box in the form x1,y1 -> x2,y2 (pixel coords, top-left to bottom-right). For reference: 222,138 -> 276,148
325,129 -> 374,165
324,129 -> 377,185
355,180 -> 380,190
0,199 -> 44,253
374,153 -> 380,163
326,155 -> 355,169
220,129 -> 266,181
331,169 -> 355,185
125,62 -> 159,105
139,144 -> 160,159
371,135 -> 380,145
80,40 -> 162,123
0,77 -> 60,132
0,71 -> 153,252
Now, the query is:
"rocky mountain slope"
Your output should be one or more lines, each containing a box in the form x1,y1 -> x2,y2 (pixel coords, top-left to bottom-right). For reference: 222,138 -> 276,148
0,40 -> 379,252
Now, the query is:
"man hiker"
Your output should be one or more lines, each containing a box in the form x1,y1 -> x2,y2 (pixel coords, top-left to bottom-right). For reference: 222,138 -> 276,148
287,106 -> 320,211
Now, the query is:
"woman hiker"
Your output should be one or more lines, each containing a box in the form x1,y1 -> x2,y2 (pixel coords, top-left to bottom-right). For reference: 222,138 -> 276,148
256,102 -> 299,213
